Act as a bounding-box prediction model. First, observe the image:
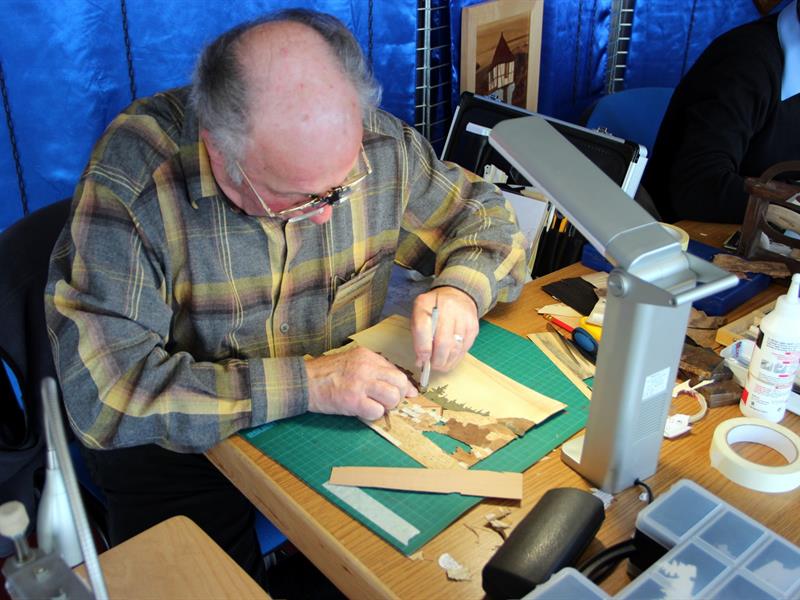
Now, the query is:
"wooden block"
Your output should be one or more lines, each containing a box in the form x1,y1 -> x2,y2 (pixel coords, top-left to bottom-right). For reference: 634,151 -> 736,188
679,344 -> 723,381
714,300 -> 776,347
703,379 -> 744,408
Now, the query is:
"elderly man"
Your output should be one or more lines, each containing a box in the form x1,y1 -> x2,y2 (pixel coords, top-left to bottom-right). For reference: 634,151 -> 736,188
45,9 -> 525,586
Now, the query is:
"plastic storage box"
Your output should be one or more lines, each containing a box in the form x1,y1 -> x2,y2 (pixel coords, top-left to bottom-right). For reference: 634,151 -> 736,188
523,567 -> 609,599
619,479 -> 800,599
524,479 -> 800,599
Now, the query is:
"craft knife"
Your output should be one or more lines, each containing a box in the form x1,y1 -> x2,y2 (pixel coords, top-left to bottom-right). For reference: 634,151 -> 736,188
420,293 -> 439,392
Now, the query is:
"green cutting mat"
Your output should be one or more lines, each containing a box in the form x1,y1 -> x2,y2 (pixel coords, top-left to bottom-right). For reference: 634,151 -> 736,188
241,320 -> 590,554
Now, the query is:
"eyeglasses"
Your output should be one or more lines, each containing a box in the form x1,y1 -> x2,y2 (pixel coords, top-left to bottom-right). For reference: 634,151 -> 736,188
236,146 -> 371,222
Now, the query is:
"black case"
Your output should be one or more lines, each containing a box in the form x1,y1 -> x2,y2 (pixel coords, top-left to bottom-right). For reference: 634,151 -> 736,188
441,93 -> 648,277
441,92 -> 646,196
482,487 -> 605,599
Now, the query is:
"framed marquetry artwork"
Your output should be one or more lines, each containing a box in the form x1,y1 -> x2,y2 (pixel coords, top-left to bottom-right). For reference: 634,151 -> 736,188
460,0 -> 544,111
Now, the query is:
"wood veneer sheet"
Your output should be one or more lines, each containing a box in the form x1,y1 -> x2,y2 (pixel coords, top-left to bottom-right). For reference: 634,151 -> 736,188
329,466 -> 523,500
348,315 -> 565,468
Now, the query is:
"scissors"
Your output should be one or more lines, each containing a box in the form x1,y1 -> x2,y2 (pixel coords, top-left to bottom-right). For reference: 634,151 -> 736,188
570,326 -> 598,363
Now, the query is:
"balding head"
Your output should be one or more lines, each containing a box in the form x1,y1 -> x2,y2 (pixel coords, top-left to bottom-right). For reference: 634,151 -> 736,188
236,21 -> 363,192
191,9 -> 380,184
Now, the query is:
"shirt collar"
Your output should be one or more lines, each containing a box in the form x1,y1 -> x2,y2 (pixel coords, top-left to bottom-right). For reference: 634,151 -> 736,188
778,0 -> 800,101
178,95 -> 223,208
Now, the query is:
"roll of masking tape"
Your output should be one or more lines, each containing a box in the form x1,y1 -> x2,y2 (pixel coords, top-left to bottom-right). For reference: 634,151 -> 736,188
710,417 -> 800,493
659,222 -> 690,251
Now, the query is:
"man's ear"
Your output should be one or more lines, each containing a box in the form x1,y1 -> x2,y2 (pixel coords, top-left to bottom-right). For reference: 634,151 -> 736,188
200,129 -> 234,188
200,128 -> 242,206
200,129 -> 224,166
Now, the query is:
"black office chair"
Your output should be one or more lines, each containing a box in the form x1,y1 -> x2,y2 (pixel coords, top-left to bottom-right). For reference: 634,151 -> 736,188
0,199 -> 285,558
0,198 -> 111,554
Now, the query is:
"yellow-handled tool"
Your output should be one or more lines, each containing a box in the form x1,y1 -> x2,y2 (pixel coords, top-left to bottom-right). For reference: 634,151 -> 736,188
578,317 -> 602,342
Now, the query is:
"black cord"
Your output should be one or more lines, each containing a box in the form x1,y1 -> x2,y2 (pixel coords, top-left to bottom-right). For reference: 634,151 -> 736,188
635,478 -> 654,504
680,0 -> 699,77
571,0 -> 584,104
579,539 -> 638,584
0,59 -> 28,216
367,0 -> 374,68
120,0 -> 137,102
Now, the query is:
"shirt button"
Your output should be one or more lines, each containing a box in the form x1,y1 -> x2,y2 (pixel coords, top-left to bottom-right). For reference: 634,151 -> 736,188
279,322 -> 290,334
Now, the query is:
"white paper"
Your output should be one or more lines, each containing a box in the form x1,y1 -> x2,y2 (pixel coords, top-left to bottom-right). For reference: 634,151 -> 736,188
664,414 -> 692,439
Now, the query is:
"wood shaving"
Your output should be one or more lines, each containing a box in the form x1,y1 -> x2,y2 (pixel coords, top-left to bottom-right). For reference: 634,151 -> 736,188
484,507 -> 513,540
484,508 -> 512,522
464,523 -> 482,542
487,518 -> 512,539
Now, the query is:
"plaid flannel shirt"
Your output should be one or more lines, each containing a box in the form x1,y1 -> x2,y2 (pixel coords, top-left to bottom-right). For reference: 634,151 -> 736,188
45,87 -> 526,452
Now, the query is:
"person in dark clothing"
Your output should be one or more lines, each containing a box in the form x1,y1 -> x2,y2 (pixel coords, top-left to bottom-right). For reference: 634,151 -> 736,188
644,1 -> 800,223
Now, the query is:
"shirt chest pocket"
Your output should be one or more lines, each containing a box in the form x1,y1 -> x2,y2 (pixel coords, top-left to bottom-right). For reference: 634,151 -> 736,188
328,256 -> 392,340
329,259 -> 384,313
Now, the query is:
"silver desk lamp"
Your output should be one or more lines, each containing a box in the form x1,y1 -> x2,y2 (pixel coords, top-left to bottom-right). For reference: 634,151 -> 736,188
489,116 -> 739,493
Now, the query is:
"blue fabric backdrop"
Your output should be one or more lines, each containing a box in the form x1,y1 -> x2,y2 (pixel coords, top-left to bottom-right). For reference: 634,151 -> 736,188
625,0 -> 774,88
448,0 -> 787,122
0,0 -> 415,229
0,0 -> 790,230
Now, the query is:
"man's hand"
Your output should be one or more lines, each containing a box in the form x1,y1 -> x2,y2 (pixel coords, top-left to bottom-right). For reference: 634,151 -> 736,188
305,347 -> 418,420
411,286 -> 479,373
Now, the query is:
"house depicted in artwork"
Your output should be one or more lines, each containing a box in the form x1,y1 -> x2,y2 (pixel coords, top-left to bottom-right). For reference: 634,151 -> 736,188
487,32 -> 515,103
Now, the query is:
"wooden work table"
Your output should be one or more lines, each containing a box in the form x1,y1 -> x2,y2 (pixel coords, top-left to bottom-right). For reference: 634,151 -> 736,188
74,515 -> 269,599
207,221 -> 799,599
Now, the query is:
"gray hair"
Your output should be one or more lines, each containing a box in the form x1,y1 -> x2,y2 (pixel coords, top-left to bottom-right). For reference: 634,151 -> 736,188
190,9 -> 382,183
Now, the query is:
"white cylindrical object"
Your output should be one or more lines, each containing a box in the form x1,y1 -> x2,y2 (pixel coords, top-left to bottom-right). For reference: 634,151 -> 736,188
0,501 -> 29,539
37,451 -> 84,568
741,274 -> 800,422
0,500 -> 34,564
710,417 -> 800,493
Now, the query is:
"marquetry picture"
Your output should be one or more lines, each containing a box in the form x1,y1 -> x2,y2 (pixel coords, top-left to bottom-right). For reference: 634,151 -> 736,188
348,316 -> 566,469
460,0 -> 544,111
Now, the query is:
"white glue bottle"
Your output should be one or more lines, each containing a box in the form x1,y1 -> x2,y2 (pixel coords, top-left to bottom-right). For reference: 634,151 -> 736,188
740,273 -> 800,422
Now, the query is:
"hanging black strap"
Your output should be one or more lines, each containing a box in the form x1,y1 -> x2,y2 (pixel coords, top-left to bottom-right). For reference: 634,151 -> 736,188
571,0 -> 585,104
0,60 -> 28,217
120,0 -> 137,102
368,0 -> 375,68
681,0 -> 699,77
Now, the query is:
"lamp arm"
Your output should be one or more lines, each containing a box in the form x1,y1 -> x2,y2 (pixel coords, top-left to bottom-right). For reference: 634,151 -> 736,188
488,116 -> 738,492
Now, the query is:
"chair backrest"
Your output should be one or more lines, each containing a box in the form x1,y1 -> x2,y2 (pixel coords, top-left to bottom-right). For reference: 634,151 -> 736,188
586,87 -> 674,155
0,200 -> 283,557
0,199 -> 71,555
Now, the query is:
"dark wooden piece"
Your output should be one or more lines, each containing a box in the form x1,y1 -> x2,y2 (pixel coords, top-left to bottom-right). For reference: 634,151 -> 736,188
739,160 -> 800,274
